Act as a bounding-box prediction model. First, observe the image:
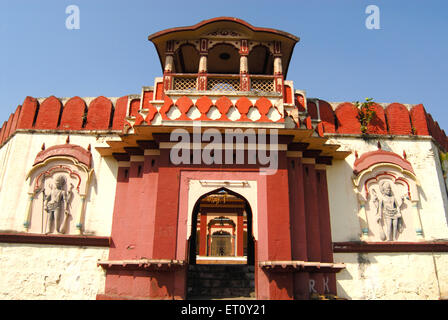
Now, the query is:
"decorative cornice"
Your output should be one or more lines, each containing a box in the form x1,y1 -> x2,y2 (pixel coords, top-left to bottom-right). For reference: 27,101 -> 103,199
333,241 -> 448,253
34,143 -> 92,168
0,232 -> 110,247
259,260 -> 345,273
97,259 -> 186,271
353,149 -> 414,176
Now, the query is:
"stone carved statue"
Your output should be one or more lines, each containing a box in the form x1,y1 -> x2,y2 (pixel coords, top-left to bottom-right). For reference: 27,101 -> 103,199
372,181 -> 404,241
44,175 -> 73,234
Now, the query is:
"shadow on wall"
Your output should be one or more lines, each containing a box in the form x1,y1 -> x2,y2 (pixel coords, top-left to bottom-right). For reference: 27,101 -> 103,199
335,253 -> 378,300
327,158 -> 361,241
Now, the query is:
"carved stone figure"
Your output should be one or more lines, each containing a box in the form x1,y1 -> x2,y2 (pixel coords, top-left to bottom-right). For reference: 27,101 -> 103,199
373,181 -> 403,241
44,175 -> 72,234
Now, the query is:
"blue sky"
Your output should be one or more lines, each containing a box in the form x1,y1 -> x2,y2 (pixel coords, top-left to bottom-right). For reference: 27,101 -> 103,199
1,0 -> 447,130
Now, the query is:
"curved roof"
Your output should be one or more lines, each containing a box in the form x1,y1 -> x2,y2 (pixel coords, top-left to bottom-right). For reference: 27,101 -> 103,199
353,149 -> 414,176
148,17 -> 299,42
148,17 -> 300,77
34,143 -> 92,168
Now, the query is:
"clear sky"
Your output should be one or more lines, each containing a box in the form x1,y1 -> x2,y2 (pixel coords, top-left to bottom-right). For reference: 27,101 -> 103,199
1,0 -> 447,130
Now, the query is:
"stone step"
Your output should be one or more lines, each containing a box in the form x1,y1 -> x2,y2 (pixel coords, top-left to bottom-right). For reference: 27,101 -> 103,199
187,287 -> 255,298
188,278 -> 255,288
188,264 -> 255,273
188,271 -> 254,279
187,264 -> 255,299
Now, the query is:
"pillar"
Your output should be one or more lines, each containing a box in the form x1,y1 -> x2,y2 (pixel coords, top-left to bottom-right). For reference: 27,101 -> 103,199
197,38 -> 208,90
303,159 -> 324,295
207,226 -> 212,256
316,163 -> 337,295
163,40 -> 175,94
273,41 -> 283,93
239,39 -> 250,91
199,212 -> 208,256
237,209 -> 244,256
152,148 -> 180,259
287,151 -> 310,299
264,150 -> 294,299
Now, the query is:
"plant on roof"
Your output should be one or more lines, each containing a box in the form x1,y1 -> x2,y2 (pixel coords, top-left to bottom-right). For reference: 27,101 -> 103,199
354,98 -> 376,134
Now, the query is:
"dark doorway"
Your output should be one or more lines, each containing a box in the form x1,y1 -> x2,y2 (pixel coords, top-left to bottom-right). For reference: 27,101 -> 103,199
188,188 -> 255,265
187,188 -> 255,299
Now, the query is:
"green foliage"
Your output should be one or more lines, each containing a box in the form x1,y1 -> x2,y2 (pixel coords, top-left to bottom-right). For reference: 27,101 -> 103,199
354,98 -> 376,134
440,152 -> 448,162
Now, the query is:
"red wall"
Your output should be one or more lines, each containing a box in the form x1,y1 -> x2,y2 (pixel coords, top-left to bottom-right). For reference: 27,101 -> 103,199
292,95 -> 448,151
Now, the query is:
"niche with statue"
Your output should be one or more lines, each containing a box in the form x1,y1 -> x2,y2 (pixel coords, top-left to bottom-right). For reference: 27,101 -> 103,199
24,142 -> 93,235
353,148 -> 423,241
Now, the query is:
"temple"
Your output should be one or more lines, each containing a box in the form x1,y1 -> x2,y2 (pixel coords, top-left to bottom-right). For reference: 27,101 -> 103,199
0,17 -> 448,300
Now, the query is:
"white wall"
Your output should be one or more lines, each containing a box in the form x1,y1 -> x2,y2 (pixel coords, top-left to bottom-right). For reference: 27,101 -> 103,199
0,243 -> 108,299
0,132 -> 119,236
326,136 -> 448,299
0,132 -> 118,299
326,136 -> 448,242
335,252 -> 448,300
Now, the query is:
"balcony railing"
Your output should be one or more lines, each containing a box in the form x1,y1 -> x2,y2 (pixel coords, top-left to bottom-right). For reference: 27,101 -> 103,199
250,77 -> 275,93
172,76 -> 197,91
207,77 -> 240,92
170,74 -> 277,94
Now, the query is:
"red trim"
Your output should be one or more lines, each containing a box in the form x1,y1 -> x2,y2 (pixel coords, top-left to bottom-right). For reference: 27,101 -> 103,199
364,172 -> 396,196
353,149 -> 414,176
97,259 -> 186,271
333,241 -> 448,253
96,293 -> 153,300
148,17 -> 299,42
199,213 -> 207,256
237,212 -> 244,256
0,232 -> 110,247
35,165 -> 82,192
364,172 -> 412,200
259,261 -> 345,273
34,143 -> 92,168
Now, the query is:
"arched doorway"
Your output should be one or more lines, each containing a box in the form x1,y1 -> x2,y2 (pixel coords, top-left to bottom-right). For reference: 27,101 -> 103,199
187,188 -> 255,299
210,229 -> 232,257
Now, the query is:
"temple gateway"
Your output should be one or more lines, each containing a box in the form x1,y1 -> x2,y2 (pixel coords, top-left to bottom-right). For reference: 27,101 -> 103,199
0,17 -> 447,300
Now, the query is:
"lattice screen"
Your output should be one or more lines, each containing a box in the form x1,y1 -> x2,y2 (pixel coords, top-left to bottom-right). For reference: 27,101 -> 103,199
173,77 -> 197,91
251,78 -> 275,93
207,78 -> 240,92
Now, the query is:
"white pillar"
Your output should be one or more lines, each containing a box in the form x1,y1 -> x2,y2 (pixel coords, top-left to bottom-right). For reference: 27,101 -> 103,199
199,55 -> 207,73
23,193 -> 35,232
76,195 -> 87,235
240,55 -> 248,74
164,55 -> 174,73
411,201 -> 424,240
274,56 -> 282,75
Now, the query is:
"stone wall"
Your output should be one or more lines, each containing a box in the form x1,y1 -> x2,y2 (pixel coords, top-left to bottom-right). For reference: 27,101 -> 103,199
0,243 -> 108,299
335,252 -> 448,300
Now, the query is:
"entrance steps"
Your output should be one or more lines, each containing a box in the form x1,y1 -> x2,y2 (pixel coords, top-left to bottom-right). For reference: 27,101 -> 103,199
187,264 -> 255,299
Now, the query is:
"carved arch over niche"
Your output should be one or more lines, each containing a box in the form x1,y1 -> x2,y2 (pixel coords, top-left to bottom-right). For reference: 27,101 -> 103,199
23,143 -> 93,235
352,149 -> 424,242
